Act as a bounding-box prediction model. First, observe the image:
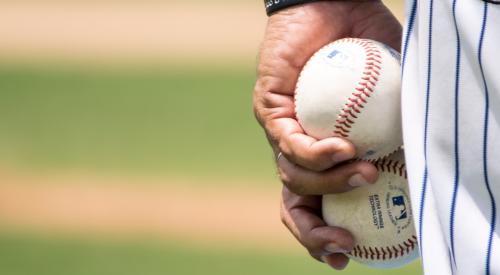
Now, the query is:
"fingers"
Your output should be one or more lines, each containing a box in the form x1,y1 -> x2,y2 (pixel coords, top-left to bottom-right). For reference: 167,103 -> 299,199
255,94 -> 354,172
281,189 -> 355,255
254,90 -> 356,171
281,188 -> 353,270
268,117 -> 356,171
254,12 -> 357,172
278,155 -> 379,195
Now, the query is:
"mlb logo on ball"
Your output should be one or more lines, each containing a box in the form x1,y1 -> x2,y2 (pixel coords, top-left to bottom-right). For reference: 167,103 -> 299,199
327,49 -> 348,61
324,49 -> 351,68
392,195 -> 407,220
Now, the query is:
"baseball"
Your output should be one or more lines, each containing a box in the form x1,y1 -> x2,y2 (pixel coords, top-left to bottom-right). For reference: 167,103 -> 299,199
294,38 -> 403,160
322,149 -> 418,268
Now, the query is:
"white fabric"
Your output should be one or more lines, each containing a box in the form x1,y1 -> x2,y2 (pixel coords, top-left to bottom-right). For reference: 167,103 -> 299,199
402,0 -> 500,274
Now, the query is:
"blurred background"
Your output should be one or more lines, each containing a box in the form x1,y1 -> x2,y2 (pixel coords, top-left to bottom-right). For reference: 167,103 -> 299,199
0,1 -> 420,274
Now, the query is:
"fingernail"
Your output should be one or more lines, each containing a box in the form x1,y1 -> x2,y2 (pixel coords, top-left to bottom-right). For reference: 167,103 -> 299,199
324,242 -> 348,254
348,174 -> 369,187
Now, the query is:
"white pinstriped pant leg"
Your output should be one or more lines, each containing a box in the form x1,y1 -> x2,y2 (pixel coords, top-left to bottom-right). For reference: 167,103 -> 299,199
402,0 -> 500,274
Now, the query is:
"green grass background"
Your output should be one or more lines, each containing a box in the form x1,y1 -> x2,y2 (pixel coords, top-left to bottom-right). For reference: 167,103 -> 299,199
0,231 -> 422,275
0,64 -> 422,275
0,63 -> 423,274
0,65 -> 275,182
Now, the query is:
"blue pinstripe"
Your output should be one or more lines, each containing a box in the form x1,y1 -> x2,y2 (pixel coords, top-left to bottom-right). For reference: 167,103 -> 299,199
418,0 -> 434,258
449,0 -> 461,263
478,2 -> 496,274
402,0 -> 417,72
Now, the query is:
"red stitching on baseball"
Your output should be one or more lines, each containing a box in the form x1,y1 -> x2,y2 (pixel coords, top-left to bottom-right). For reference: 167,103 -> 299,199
353,93 -> 368,104
399,244 -> 405,254
369,247 -> 375,260
348,235 -> 417,261
370,155 -> 407,179
346,103 -> 361,113
338,113 -> 355,124
333,39 -> 382,139
346,154 -> 415,261
334,125 -> 350,134
392,245 -> 399,257
335,120 -> 352,129
386,246 -> 393,259
334,131 -> 349,137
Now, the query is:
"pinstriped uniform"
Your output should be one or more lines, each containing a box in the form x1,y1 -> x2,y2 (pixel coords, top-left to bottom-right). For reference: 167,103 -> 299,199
401,0 -> 500,273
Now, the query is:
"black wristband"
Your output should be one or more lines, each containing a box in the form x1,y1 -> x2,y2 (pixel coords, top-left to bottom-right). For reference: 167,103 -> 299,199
264,0 -> 323,16
481,0 -> 500,3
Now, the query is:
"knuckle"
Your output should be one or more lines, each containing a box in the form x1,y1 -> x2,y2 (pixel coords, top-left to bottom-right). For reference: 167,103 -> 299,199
252,81 -> 282,128
252,95 -> 270,128
279,168 -> 313,196
256,75 -> 281,97
278,169 -> 308,195
278,169 -> 293,189
277,140 -> 292,158
252,93 -> 262,120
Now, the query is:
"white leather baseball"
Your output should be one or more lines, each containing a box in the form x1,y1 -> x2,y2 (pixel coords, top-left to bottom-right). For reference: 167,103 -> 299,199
322,149 -> 418,269
294,38 -> 403,160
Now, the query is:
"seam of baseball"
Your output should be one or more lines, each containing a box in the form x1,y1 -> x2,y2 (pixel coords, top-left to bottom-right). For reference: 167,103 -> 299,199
349,156 -> 414,261
349,235 -> 417,261
333,38 -> 382,138
370,155 -> 408,179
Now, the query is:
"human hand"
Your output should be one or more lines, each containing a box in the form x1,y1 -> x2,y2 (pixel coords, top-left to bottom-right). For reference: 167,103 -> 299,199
254,0 -> 402,269
254,0 -> 401,193
281,185 -> 357,269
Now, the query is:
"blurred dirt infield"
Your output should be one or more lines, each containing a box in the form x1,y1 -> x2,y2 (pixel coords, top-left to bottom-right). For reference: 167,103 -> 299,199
0,1 -> 403,64
0,2 -> 266,64
0,173 -> 297,249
